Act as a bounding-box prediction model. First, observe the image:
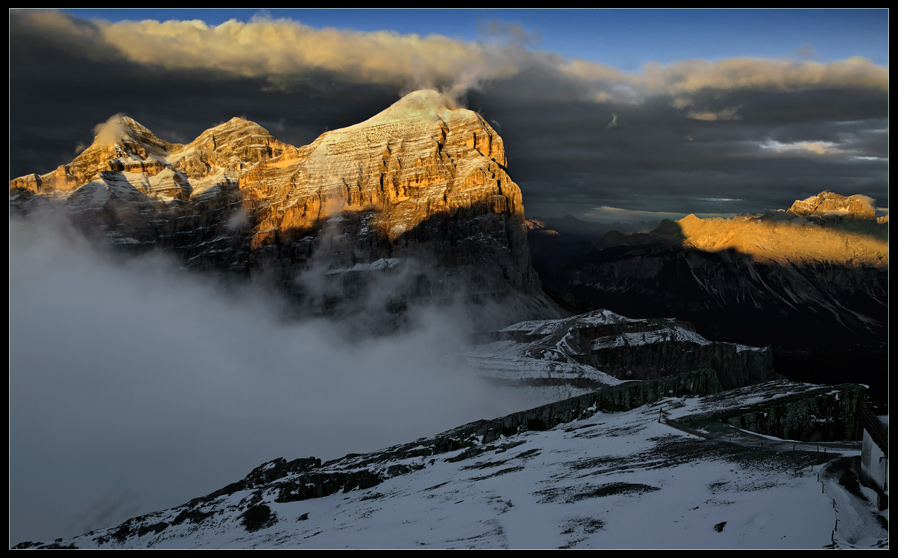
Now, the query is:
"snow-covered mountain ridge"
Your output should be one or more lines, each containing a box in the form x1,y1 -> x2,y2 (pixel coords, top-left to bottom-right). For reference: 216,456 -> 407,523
15,377 -> 885,549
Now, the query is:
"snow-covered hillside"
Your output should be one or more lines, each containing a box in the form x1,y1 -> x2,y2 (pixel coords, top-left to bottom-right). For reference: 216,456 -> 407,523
17,381 -> 888,549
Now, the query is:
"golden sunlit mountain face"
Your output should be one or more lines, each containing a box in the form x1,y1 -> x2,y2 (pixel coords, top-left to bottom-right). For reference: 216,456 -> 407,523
674,208 -> 887,267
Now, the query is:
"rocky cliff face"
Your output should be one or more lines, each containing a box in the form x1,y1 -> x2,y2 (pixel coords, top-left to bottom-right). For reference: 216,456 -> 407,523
787,191 -> 877,221
682,382 -> 869,443
10,90 -> 552,326
673,211 -> 887,268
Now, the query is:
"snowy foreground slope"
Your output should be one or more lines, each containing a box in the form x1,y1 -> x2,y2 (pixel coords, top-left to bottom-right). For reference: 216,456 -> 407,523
20,381 -> 887,549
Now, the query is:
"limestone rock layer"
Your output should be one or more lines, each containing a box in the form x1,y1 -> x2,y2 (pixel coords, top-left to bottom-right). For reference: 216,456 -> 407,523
10,90 -> 544,318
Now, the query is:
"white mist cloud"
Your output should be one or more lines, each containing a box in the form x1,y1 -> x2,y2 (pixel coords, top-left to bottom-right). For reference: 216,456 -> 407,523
93,113 -> 128,146
8,213 -> 533,545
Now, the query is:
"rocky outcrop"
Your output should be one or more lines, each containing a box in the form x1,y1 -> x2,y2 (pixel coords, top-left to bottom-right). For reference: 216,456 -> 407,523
458,310 -> 777,396
473,310 -> 778,390
788,191 -> 877,220
686,383 -> 869,443
10,90 -> 552,324
582,325 -> 775,390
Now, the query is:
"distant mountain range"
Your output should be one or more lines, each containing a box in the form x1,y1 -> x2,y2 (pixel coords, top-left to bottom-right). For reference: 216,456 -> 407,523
529,192 -> 888,395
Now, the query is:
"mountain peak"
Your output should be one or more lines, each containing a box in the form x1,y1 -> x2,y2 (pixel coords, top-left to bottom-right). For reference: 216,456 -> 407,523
91,114 -> 168,150
356,89 -> 462,128
186,116 -> 277,148
204,116 -> 265,134
388,89 -> 459,113
788,191 -> 877,220
10,91 -> 545,313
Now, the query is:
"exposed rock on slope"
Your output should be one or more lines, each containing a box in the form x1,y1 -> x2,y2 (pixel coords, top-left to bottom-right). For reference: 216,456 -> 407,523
788,191 -> 877,221
9,90 -> 553,325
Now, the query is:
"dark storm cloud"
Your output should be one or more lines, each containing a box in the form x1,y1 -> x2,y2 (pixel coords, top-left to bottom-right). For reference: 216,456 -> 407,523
477,80 -> 888,218
9,10 -> 398,178
9,9 -> 888,220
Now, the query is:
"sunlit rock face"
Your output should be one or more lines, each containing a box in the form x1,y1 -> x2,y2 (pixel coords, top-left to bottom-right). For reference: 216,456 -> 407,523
237,90 -> 540,298
787,191 -> 877,221
9,90 -> 549,324
243,89 -> 517,244
672,210 -> 888,268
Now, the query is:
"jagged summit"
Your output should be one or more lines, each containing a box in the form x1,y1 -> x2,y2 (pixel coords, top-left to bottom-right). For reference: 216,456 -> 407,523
10,92 -> 552,323
357,89 -> 460,125
184,116 -> 278,147
171,117 -> 293,178
303,88 -> 508,180
788,191 -> 877,220
88,114 -> 162,147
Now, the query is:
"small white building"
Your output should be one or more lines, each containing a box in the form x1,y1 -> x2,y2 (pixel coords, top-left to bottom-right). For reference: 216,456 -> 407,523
857,401 -> 888,511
